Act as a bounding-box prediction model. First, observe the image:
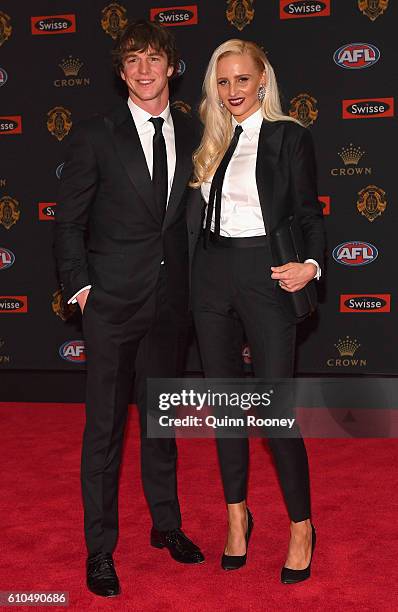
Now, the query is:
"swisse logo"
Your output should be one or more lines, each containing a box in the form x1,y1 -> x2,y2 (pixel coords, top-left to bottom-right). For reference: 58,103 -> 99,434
59,340 -> 86,363
343,98 -> 394,119
280,0 -> 330,19
319,195 -> 330,215
334,43 -> 380,69
340,294 -> 391,313
31,14 -> 76,35
0,247 -> 15,270
0,296 -> 28,313
38,202 -> 56,220
0,116 -> 22,134
150,5 -> 198,26
332,241 -> 378,266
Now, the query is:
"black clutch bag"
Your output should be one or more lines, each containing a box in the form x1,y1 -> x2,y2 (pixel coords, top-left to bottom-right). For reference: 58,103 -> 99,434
270,215 -> 318,321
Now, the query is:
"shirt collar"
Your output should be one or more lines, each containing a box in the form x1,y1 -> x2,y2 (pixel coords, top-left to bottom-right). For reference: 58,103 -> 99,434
232,108 -> 263,141
127,97 -> 172,128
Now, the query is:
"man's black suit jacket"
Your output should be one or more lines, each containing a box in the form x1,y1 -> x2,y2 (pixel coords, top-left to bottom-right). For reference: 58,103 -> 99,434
187,119 -> 325,276
55,102 -> 200,323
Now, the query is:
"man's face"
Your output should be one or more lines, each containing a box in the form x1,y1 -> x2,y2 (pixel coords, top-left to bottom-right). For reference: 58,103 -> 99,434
120,46 -> 174,108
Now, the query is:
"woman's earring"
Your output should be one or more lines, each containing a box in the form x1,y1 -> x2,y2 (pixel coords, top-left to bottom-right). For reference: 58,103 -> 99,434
218,99 -> 225,108
258,85 -> 266,102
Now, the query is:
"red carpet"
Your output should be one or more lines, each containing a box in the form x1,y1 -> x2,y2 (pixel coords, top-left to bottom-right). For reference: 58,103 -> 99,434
1,402 -> 398,611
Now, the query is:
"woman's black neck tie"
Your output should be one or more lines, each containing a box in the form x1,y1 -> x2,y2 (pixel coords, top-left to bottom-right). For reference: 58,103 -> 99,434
149,117 -> 168,222
204,124 -> 243,247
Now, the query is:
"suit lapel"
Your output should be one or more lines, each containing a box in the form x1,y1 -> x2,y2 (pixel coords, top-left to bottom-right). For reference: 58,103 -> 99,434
255,120 -> 284,232
106,103 -> 158,222
163,109 -> 194,231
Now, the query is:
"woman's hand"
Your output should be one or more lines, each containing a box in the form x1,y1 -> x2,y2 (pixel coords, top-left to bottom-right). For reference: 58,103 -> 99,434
270,262 -> 316,292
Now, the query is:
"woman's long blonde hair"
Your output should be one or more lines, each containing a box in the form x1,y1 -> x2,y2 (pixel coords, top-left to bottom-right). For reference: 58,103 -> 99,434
191,39 -> 300,187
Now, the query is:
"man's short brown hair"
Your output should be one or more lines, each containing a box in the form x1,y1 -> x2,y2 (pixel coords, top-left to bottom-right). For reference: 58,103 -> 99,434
112,19 -> 179,76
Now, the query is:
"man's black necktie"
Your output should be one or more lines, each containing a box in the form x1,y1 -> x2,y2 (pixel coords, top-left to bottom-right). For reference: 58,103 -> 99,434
204,124 -> 243,246
149,117 -> 168,221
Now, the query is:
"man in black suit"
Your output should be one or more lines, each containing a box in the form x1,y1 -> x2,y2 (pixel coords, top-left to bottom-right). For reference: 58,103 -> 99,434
54,20 -> 204,598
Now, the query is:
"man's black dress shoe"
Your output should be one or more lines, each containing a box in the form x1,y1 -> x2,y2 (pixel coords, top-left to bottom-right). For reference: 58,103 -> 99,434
221,508 -> 254,570
151,527 -> 205,564
281,523 -> 316,584
86,552 -> 120,597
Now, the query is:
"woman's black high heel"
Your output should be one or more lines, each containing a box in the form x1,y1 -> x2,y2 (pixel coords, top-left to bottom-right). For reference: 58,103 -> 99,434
221,508 -> 254,570
281,523 -> 316,584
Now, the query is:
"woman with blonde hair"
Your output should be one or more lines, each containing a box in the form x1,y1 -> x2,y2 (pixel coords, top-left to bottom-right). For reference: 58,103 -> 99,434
189,39 -> 325,582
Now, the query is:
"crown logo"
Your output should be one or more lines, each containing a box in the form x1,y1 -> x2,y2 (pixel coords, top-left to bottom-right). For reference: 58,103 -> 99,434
338,144 -> 365,166
335,336 -> 361,357
59,56 -> 83,77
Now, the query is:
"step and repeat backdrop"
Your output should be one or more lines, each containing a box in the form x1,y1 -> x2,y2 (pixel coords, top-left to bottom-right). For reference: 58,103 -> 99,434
0,0 -> 397,375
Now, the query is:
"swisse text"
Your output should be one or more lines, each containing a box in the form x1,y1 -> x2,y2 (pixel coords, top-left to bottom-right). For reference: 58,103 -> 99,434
0,122 -> 16,130
0,297 -> 27,312
280,0 -> 330,18
286,2 -> 325,14
157,10 -> 192,22
350,103 -> 388,114
37,19 -> 71,30
347,298 -> 383,308
150,5 -> 198,26
39,202 -> 57,220
343,98 -> 394,119
340,294 -> 390,313
31,15 -> 76,35
0,116 -> 22,134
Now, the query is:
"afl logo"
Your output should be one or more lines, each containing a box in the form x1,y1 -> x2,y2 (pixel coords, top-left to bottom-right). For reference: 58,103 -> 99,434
0,68 -> 7,87
0,247 -> 15,270
333,43 -> 380,69
176,59 -> 186,77
55,162 -> 64,178
332,241 -> 378,266
59,340 -> 86,363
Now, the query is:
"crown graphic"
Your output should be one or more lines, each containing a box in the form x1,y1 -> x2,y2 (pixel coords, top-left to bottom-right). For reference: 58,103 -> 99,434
334,336 -> 361,357
338,144 -> 365,166
59,56 -> 83,77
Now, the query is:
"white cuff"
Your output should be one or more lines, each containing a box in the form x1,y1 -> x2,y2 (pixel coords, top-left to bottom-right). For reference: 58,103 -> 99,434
304,259 -> 321,280
68,285 -> 92,304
